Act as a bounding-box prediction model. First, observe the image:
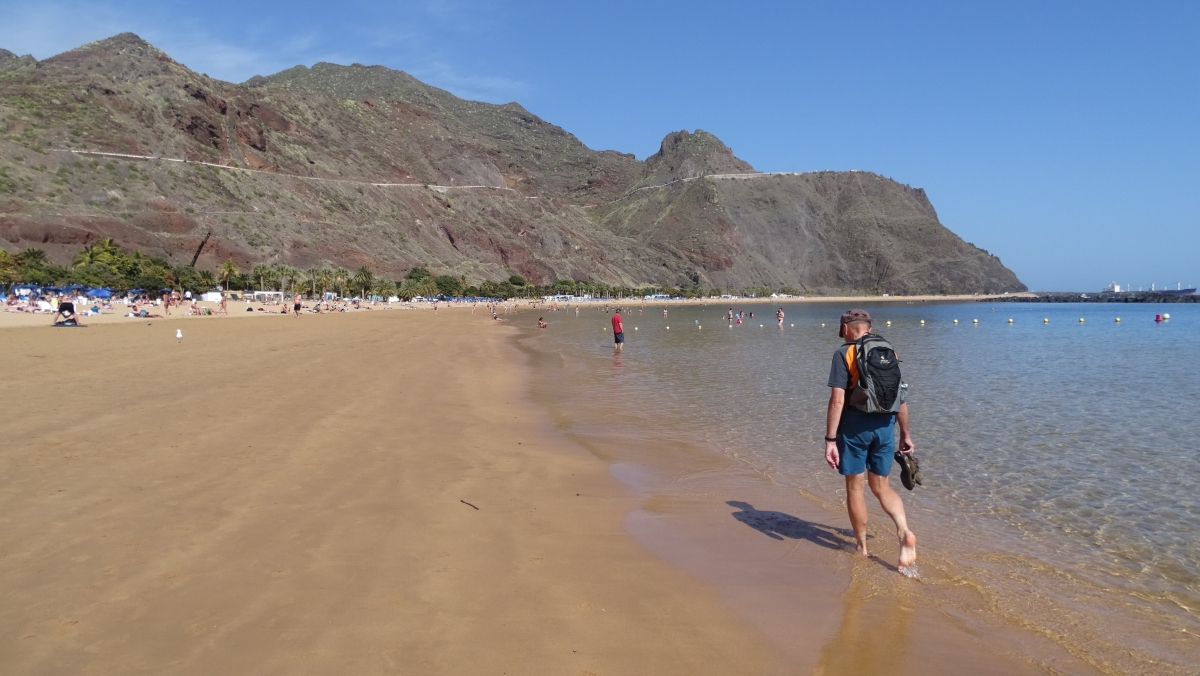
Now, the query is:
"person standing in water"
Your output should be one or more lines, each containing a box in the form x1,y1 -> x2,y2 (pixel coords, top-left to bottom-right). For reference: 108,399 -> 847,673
776,307 -> 785,327
611,309 -> 625,353
824,309 -> 917,571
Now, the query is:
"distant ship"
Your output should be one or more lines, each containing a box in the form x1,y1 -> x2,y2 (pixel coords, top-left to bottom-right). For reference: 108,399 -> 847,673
1159,287 -> 1197,297
1103,282 -> 1195,296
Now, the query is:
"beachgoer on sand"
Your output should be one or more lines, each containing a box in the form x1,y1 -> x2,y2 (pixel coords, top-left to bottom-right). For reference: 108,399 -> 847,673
53,300 -> 81,326
824,309 -> 918,572
612,309 -> 625,352
293,294 -> 303,318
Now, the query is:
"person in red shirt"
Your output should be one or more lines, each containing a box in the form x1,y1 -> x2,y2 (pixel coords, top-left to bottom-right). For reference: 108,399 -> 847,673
611,310 -> 625,352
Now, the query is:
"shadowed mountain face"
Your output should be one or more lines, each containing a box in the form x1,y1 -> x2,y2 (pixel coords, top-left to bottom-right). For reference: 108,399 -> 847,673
0,33 -> 1025,293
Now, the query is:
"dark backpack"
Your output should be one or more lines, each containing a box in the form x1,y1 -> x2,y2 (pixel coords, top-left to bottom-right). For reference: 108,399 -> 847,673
847,333 -> 908,414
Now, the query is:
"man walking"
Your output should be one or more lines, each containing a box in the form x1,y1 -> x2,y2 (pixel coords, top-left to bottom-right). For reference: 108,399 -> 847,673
611,309 -> 625,353
824,309 -> 917,571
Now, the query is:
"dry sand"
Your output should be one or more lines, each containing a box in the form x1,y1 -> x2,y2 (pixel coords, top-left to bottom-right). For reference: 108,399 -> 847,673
0,311 -> 772,674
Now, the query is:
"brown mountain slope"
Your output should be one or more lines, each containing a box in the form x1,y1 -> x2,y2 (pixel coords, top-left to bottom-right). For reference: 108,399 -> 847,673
0,33 -> 1025,293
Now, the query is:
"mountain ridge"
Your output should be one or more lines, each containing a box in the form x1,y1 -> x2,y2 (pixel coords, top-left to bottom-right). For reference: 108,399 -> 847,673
0,34 -> 1025,294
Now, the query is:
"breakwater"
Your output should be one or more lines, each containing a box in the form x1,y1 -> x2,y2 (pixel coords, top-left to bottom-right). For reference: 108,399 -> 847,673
987,291 -> 1197,303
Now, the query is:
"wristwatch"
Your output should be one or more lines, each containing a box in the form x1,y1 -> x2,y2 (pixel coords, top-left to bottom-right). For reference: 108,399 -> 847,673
824,436 -> 837,442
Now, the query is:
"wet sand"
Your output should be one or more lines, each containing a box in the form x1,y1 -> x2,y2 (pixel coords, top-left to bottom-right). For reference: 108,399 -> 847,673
514,320 -> 1113,676
0,311 -> 773,674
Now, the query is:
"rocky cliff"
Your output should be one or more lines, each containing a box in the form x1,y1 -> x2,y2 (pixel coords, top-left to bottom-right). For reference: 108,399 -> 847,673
0,33 -> 1025,294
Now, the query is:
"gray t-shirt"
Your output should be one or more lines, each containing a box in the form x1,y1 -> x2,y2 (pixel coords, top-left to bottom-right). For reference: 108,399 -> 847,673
827,343 -> 854,390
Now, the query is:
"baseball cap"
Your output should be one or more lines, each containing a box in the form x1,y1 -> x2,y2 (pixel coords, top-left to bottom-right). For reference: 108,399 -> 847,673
838,309 -> 873,337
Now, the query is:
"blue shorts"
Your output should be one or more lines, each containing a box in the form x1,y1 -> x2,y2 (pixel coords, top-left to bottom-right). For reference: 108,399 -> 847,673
614,332 -> 625,344
836,408 -> 896,476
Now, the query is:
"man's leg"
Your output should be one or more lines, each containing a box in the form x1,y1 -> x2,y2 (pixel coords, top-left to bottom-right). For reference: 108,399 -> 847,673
844,473 -> 869,556
867,472 -> 917,569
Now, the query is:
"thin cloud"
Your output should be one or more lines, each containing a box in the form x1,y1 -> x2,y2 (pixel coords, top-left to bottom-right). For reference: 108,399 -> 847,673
410,60 -> 529,103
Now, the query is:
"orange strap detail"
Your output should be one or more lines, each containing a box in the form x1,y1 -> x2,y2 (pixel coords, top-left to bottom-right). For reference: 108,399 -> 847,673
845,344 -> 859,390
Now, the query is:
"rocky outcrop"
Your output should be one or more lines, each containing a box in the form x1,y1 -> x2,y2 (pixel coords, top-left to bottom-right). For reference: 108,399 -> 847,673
639,130 -> 755,187
0,49 -> 36,74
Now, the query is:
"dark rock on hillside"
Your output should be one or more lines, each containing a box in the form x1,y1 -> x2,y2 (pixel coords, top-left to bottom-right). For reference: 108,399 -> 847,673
638,130 -> 755,188
0,49 -> 36,74
0,33 -> 1026,294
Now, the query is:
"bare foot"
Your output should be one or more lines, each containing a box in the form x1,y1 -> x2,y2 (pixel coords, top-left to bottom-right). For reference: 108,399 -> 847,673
854,542 -> 869,558
898,530 -> 917,570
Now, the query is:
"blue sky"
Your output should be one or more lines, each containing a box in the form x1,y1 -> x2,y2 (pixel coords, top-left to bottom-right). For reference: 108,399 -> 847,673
1,0 -> 1195,290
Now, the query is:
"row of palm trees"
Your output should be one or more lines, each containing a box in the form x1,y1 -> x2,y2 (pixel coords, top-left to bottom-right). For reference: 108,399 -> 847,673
218,261 -> 439,300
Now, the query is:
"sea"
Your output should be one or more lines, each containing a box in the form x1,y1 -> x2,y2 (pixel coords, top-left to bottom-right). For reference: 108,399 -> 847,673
518,301 -> 1199,676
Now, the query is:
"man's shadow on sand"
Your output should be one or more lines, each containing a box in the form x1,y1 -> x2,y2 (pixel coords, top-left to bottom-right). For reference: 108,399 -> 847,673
727,501 -> 858,551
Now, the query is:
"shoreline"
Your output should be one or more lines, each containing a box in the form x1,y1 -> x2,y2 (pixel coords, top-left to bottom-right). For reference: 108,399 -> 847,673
0,291 -> 1022,331
0,292 -> 1027,330
0,311 -> 776,673
513,310 -> 1120,676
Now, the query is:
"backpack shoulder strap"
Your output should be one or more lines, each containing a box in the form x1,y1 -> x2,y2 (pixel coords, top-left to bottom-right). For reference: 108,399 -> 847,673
845,343 -> 859,390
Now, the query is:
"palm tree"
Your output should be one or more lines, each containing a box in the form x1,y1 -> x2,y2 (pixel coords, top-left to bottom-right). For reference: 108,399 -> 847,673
333,267 -> 349,298
316,268 -> 333,297
15,247 -> 47,267
265,265 -> 282,292
400,276 -> 438,300
305,267 -> 322,296
73,245 -> 103,267
252,263 -> 271,291
271,265 -> 285,293
352,266 -> 373,298
97,237 -> 119,255
284,265 -> 300,294
371,278 -> 396,299
198,270 -> 216,290
218,260 -> 239,291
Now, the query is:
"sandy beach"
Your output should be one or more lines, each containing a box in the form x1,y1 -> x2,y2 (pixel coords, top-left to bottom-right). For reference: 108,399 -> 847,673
0,304 -> 1110,675
0,310 -> 775,674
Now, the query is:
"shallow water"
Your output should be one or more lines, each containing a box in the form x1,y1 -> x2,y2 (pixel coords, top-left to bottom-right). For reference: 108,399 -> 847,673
526,301 -> 1200,675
